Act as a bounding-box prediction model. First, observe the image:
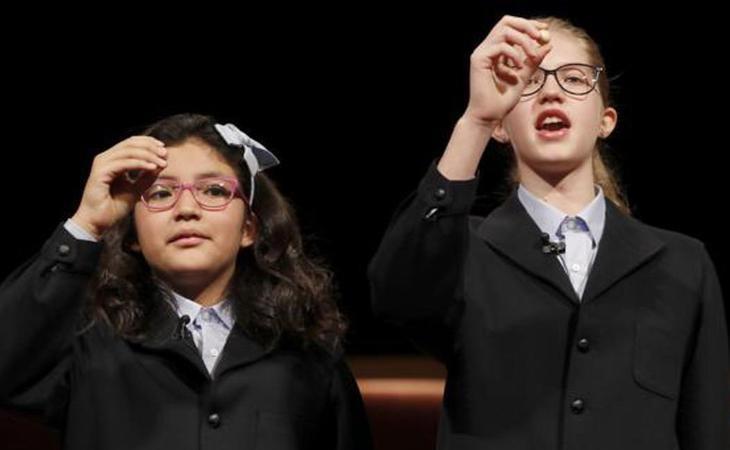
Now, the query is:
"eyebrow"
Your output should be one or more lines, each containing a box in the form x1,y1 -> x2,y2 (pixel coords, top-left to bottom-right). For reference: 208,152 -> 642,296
541,62 -> 594,69
155,171 -> 230,180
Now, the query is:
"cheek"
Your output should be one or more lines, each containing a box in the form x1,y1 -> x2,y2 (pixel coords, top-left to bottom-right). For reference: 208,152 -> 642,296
505,106 -> 533,131
210,207 -> 249,245
577,100 -> 605,131
572,118 -> 601,148
133,207 -> 167,251
504,116 -> 534,151
502,109 -> 536,148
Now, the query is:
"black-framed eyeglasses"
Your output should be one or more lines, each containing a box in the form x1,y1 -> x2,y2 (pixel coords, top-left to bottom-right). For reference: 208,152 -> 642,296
522,63 -> 604,96
140,176 -> 247,211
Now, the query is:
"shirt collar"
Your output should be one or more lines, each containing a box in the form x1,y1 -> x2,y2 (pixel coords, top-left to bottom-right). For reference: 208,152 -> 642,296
518,184 -> 606,246
157,281 -> 235,330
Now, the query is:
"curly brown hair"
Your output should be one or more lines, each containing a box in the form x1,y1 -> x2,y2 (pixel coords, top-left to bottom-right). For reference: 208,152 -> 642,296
85,113 -> 346,353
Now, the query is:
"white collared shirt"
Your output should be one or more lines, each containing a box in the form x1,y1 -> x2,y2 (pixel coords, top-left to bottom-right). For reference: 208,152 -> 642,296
168,291 -> 234,375
517,185 -> 606,299
64,218 -> 236,375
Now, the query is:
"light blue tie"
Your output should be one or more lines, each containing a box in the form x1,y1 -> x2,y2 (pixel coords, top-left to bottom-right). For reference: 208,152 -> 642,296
192,308 -> 226,375
556,216 -> 595,299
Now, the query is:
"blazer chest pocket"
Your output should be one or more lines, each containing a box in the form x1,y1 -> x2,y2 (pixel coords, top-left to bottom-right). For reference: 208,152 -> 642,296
633,322 -> 685,400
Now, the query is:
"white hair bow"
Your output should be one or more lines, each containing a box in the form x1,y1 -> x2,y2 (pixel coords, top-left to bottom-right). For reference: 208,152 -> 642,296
214,123 -> 279,204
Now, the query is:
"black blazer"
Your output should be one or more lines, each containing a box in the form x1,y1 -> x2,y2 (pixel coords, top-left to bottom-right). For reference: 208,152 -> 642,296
0,223 -> 372,450
369,162 -> 729,450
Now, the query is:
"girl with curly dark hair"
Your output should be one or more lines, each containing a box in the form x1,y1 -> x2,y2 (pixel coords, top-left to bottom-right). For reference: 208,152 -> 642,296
0,113 -> 372,450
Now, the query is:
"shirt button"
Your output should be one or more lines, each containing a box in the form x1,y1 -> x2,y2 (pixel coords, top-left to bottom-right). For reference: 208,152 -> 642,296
566,218 -> 577,230
57,244 -> 71,256
571,263 -> 581,272
434,188 -> 446,200
571,398 -> 585,414
577,338 -> 590,352
210,348 -> 219,357
208,413 -> 221,428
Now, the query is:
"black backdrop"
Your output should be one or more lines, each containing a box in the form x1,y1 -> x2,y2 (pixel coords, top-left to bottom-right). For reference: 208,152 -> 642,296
2,1 -> 726,354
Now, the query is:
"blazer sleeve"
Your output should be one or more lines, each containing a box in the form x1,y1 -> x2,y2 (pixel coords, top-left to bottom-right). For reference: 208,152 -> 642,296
328,356 -> 372,450
0,222 -> 102,423
367,160 -> 478,360
676,245 -> 730,449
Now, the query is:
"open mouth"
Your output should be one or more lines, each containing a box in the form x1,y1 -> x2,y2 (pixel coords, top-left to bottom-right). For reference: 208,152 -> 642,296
535,110 -> 571,139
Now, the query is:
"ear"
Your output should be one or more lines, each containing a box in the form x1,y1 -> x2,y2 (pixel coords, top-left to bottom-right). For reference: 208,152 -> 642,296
491,122 -> 511,144
598,106 -> 618,139
240,217 -> 257,249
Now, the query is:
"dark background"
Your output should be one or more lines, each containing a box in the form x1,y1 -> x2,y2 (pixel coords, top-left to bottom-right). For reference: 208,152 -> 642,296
2,2 -> 726,354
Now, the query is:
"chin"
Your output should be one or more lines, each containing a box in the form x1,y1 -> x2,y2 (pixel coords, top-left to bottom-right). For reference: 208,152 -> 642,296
529,156 -> 586,178
161,260 -> 218,276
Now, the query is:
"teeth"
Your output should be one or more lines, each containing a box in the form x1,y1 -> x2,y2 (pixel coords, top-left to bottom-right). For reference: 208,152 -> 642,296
539,115 -> 566,129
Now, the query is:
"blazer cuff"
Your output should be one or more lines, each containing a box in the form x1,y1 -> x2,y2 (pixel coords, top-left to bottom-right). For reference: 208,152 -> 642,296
416,159 -> 479,220
41,222 -> 104,274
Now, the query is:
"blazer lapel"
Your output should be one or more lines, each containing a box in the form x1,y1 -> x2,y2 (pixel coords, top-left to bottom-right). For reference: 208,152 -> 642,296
476,191 -> 580,304
124,290 -> 275,379
581,200 -> 665,304
213,324 -> 273,378
476,191 -> 665,306
126,300 -> 210,379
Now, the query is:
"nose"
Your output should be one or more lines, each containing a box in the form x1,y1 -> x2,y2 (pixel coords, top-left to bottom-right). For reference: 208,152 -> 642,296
173,186 -> 202,218
538,74 -> 565,103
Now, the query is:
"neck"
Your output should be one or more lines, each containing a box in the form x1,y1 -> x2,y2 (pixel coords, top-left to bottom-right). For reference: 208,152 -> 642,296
155,264 -> 235,307
517,157 -> 596,216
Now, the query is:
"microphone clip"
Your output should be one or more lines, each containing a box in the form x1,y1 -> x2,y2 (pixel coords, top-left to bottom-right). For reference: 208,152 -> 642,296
174,314 -> 191,340
541,233 -> 566,255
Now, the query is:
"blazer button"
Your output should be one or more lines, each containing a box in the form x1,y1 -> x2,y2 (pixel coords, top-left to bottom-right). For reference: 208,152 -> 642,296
434,188 -> 446,200
57,244 -> 71,256
577,338 -> 590,353
208,413 -> 221,428
570,398 -> 585,414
